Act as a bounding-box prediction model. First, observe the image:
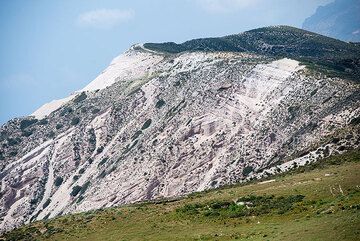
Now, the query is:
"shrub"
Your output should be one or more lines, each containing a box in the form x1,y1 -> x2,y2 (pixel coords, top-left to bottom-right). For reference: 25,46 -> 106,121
141,119 -> 152,130
76,196 -> 84,204
176,195 -> 306,219
176,203 -> 202,214
38,119 -> 48,125
20,119 -> 38,130
92,108 -> 100,114
9,150 -> 18,157
98,157 -> 108,167
204,210 -> 220,217
96,146 -> 104,154
174,81 -> 181,87
47,131 -> 55,139
71,117 -> 80,126
155,99 -> 166,109
310,88 -> 318,96
60,107 -> 73,116
43,199 -> 51,209
0,131 -> 8,142
79,181 -> 90,196
70,185 -> 82,196
54,176 -> 63,187
7,138 -> 20,146
242,166 -> 254,176
350,116 -> 360,125
73,92 -> 87,103
98,170 -> 106,178
21,129 -> 33,137
288,106 -> 300,120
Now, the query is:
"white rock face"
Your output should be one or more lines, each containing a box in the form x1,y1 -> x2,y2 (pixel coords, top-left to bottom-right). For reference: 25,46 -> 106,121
80,45 -> 164,92
1,46 -> 359,232
31,95 -> 76,119
31,45 -> 164,119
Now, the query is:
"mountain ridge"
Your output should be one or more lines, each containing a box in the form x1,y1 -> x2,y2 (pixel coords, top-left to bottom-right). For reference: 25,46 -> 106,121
144,25 -> 360,81
0,26 -> 359,233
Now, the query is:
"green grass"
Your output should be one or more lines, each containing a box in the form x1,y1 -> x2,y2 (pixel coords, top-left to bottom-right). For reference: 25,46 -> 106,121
2,150 -> 360,241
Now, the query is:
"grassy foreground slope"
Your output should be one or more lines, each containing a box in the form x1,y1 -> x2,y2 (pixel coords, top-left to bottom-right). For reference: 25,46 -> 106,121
2,150 -> 360,241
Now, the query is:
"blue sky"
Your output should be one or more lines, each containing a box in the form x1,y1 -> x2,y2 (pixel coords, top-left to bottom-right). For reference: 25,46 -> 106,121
0,0 -> 332,124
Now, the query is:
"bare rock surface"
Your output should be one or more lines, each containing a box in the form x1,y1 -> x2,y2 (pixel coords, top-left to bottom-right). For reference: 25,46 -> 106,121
0,43 -> 359,232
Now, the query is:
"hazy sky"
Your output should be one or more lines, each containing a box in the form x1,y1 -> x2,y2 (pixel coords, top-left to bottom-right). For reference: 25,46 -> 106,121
0,0 -> 332,124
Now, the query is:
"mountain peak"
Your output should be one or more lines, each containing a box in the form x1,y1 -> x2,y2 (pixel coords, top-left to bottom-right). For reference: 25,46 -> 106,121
303,0 -> 360,42
144,25 -> 360,81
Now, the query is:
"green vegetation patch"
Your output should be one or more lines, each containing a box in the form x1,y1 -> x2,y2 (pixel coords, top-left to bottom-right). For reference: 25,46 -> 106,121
141,119 -> 152,130
242,166 -> 254,176
177,195 -> 305,218
70,117 -> 80,126
73,92 -> 87,103
350,116 -> 360,126
70,186 -> 82,197
42,199 -> 51,209
54,177 -> 63,187
20,119 -> 38,130
155,99 -> 166,109
2,150 -> 360,241
98,157 -> 109,167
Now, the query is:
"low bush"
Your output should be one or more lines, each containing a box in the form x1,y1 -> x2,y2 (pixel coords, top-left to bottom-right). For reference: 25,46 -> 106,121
73,92 -> 87,103
20,119 -> 38,130
176,195 -> 305,218
38,119 -> 48,125
242,166 -> 254,176
21,129 -> 33,137
54,176 -> 63,187
60,107 -> 73,116
98,158 -> 109,167
350,116 -> 360,125
141,119 -> 152,130
96,146 -> 104,154
70,185 -> 82,196
47,131 -> 55,139
155,99 -> 166,109
7,138 -> 20,146
43,199 -> 51,209
92,108 -> 100,114
71,117 -> 80,126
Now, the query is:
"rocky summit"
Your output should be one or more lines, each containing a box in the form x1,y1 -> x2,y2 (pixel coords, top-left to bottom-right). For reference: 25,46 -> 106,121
0,26 -> 359,232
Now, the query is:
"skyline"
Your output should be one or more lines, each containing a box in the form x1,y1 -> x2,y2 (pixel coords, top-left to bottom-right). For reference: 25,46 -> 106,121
0,0 -> 332,124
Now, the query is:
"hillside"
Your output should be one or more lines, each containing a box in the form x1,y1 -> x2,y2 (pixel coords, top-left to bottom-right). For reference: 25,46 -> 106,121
0,26 -> 359,233
2,150 -> 359,241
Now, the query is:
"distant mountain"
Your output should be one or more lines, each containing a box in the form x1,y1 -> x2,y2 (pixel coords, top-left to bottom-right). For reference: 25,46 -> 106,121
1,26 -> 359,232
303,0 -> 360,42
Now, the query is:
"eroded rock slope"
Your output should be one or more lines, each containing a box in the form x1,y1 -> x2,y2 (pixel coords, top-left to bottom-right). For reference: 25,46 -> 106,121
1,29 -> 359,232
